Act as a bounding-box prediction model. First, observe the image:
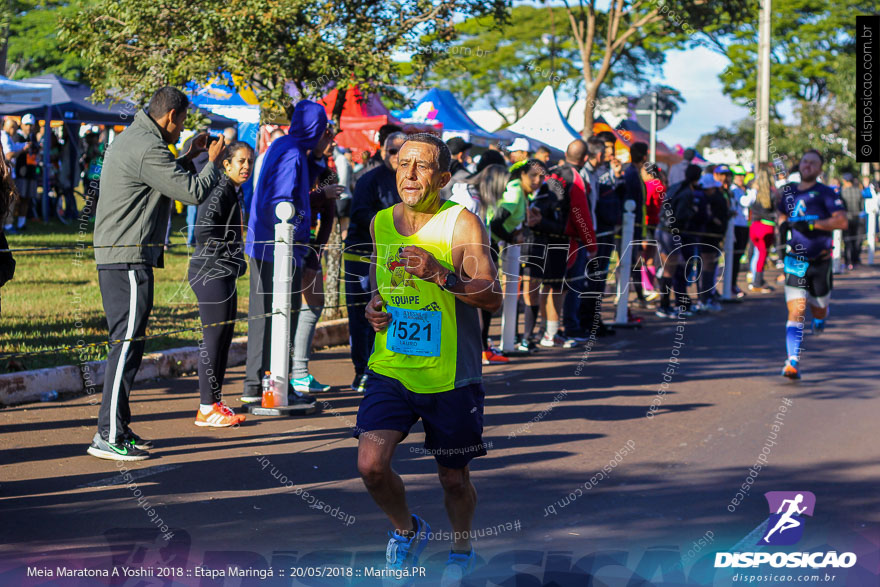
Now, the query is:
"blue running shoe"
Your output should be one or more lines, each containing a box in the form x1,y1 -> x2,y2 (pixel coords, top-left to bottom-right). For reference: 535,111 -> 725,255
291,374 -> 331,393
440,547 -> 475,587
811,318 -> 825,335
385,514 -> 431,583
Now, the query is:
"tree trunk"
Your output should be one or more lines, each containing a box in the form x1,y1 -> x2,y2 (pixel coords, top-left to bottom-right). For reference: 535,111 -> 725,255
331,85 -> 347,124
0,22 -> 8,78
323,88 -> 348,320
582,82 -> 598,139
565,84 -> 581,122
323,220 -> 344,320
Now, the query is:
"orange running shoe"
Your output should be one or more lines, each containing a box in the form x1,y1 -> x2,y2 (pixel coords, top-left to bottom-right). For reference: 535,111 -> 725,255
195,402 -> 246,427
481,349 -> 510,365
781,359 -> 800,380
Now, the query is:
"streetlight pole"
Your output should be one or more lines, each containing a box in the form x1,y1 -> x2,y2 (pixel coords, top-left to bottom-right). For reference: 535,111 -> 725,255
649,91 -> 658,164
754,0 -> 771,171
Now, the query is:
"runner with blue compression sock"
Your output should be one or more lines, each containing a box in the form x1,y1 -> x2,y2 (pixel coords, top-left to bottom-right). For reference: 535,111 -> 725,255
776,150 -> 847,379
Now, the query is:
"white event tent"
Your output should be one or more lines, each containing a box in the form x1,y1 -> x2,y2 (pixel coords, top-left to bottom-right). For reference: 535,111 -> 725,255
507,85 -> 582,152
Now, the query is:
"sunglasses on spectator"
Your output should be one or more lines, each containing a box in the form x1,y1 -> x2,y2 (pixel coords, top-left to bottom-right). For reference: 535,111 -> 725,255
387,148 -> 399,155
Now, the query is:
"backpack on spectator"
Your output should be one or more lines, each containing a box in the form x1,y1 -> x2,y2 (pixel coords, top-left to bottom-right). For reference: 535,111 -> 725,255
594,180 -> 623,228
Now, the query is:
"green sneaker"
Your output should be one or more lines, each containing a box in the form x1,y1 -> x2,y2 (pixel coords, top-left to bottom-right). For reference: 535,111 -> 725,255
122,429 -> 153,450
87,433 -> 149,462
291,374 -> 331,393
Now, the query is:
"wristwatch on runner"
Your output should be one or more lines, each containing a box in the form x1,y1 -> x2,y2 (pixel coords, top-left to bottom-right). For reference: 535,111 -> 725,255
440,271 -> 459,291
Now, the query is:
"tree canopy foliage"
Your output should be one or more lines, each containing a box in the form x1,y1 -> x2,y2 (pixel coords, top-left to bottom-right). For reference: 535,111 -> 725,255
2,1 -> 88,80
715,0 -> 871,116
59,0 -> 511,118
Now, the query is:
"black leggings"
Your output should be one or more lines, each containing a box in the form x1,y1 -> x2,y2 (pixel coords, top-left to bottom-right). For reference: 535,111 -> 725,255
481,309 -> 492,350
731,225 -> 750,286
482,243 -> 500,350
190,275 -> 238,405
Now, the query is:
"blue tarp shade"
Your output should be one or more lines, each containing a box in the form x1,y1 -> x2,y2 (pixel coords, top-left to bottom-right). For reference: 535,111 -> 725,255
398,88 -> 500,146
186,74 -> 260,149
186,74 -> 261,203
0,76 -> 52,107
0,74 -> 141,124
0,74 -> 237,130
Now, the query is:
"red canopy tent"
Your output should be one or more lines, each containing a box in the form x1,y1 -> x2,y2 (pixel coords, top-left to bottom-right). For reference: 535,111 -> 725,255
319,86 -> 440,154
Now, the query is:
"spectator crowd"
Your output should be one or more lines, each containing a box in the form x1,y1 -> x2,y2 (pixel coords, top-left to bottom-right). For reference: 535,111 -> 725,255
0,87 -> 877,462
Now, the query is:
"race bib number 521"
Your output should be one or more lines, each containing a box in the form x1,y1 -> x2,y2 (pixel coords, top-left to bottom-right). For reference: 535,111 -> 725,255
386,306 -> 441,357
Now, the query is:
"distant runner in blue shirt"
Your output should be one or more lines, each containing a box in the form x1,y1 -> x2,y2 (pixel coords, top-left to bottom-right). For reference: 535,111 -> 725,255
775,149 -> 847,379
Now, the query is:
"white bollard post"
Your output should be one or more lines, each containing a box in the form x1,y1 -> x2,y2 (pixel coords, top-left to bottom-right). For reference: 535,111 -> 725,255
270,202 -> 295,406
721,217 -> 736,301
249,202 -> 317,417
611,200 -> 636,326
832,229 -> 843,274
499,244 -> 522,354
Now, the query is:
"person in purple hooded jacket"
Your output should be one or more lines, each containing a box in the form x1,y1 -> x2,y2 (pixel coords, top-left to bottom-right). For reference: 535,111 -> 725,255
241,100 -> 333,404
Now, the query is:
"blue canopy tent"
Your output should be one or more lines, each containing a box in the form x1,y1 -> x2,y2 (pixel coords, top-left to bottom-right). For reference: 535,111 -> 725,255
0,74 -> 237,129
186,74 -> 260,149
395,88 -> 500,147
185,75 -> 262,206
0,74 -> 236,221
0,76 -> 54,217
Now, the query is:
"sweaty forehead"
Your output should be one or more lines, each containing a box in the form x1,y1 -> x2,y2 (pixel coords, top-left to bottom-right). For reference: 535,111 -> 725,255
399,142 -> 438,164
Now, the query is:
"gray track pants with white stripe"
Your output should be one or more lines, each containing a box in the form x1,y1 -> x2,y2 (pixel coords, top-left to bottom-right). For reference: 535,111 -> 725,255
97,267 -> 154,444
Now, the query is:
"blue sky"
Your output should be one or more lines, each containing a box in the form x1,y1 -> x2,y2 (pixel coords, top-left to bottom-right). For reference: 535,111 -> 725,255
408,2 -> 755,148
640,46 -> 751,148
510,1 -> 753,148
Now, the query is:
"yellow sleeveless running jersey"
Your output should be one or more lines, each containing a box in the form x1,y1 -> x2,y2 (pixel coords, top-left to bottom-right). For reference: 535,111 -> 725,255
368,200 -> 482,393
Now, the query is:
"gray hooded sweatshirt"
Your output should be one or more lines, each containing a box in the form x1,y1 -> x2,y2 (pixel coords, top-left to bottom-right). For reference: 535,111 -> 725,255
93,109 -> 221,268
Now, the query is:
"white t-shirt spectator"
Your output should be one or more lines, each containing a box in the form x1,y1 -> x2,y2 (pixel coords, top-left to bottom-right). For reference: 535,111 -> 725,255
447,183 -> 482,220
731,185 -> 750,227
1,131 -> 26,178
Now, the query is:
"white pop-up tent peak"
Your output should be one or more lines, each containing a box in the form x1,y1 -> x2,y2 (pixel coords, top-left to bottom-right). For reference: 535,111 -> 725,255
507,85 -> 582,152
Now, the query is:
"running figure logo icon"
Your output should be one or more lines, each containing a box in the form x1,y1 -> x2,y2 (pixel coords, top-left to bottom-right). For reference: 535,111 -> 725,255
759,491 -> 816,546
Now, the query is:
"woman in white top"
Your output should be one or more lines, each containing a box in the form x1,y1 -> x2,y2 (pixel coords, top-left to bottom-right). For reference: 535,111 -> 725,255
445,164 -> 510,364
446,163 -> 508,223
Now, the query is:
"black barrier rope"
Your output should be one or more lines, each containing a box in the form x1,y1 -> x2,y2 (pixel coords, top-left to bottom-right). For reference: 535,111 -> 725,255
0,298 -> 375,362
0,220 -> 732,359
0,240 -> 281,254
0,311 -> 279,362
1,225 -> 731,255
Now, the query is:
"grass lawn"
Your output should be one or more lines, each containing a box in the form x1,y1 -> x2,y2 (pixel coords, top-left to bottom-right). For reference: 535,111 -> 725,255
1,200 -> 347,373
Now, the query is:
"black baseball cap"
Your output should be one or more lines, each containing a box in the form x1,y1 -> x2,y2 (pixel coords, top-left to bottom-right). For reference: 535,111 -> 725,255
446,136 -> 473,155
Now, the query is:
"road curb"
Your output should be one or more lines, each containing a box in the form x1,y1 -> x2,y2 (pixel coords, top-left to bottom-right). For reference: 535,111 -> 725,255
0,318 -> 350,407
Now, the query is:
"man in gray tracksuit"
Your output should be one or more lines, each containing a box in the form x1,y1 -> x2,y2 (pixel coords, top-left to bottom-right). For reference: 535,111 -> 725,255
88,87 -> 226,461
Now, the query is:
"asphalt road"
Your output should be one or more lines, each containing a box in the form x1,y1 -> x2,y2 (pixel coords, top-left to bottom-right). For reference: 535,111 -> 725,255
1,266 -> 878,587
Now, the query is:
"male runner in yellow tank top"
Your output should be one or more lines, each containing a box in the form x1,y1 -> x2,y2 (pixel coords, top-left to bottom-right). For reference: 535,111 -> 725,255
356,133 -> 502,584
